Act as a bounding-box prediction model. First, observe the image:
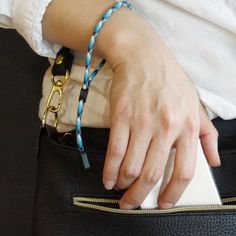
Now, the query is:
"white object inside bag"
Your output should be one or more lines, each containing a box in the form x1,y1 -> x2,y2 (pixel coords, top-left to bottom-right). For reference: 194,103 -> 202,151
140,140 -> 222,209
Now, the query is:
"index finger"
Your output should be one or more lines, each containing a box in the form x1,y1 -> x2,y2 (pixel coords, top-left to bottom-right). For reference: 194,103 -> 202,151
103,119 -> 130,190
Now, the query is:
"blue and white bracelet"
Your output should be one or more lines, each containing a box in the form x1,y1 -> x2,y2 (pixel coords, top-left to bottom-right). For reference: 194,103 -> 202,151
76,1 -> 133,170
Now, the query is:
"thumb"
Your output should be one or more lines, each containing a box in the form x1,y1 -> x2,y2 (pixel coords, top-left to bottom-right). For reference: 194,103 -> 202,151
199,103 -> 221,167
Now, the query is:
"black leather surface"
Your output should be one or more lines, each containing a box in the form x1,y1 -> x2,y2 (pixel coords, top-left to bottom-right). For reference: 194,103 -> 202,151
51,47 -> 73,76
32,119 -> 236,236
212,118 -> 236,198
0,29 -> 49,236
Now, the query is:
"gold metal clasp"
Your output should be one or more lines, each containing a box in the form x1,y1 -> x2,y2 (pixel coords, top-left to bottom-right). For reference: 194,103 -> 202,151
46,85 -> 63,113
42,106 -> 58,128
51,71 -> 69,87
42,70 -> 70,128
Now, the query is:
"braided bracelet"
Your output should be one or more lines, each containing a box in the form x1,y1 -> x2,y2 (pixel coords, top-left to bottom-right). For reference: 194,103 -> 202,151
76,1 -> 133,170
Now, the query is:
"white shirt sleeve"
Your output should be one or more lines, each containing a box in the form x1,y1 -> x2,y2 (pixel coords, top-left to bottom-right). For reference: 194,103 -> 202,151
0,0 -> 62,58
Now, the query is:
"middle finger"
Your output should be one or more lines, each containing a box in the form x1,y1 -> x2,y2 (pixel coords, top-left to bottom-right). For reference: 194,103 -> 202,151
115,126 -> 152,190
119,136 -> 171,209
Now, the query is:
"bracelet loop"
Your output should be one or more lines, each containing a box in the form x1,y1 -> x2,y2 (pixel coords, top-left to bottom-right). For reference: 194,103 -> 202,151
76,1 -> 132,170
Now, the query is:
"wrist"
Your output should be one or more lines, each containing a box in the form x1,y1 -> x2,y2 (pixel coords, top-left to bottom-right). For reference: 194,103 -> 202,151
95,7 -> 153,66
95,8 -> 165,69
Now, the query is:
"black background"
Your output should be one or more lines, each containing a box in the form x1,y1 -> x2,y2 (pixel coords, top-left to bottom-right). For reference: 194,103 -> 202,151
0,29 -> 49,236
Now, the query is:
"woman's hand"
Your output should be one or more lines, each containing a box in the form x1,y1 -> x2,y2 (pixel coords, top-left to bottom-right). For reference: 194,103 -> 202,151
102,26 -> 221,210
42,0 -> 220,210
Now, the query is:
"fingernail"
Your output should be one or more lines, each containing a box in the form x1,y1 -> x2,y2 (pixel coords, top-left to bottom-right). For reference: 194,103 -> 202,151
215,161 -> 221,167
159,202 -> 174,209
104,180 -> 115,190
211,158 -> 221,167
120,202 -> 134,210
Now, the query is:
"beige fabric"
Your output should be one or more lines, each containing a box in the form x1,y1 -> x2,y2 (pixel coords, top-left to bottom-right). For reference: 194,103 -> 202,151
39,53 -> 113,132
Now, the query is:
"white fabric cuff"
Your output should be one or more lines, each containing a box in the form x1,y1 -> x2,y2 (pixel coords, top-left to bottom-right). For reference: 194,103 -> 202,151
12,0 -> 62,58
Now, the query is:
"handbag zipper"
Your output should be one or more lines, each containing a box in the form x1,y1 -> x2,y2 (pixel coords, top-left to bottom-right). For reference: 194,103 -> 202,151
222,197 -> 236,204
73,196 -> 236,215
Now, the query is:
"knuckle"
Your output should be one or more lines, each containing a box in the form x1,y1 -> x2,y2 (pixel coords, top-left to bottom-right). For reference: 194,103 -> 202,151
142,168 -> 163,185
109,144 -> 125,160
186,117 -> 199,134
124,195 -> 142,207
138,113 -> 152,130
177,170 -> 194,183
161,110 -> 176,133
122,166 -> 141,180
115,103 -> 133,123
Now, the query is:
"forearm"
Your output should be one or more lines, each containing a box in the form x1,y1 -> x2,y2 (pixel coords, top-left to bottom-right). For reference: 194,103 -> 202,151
42,0 -> 128,59
42,0 -> 159,66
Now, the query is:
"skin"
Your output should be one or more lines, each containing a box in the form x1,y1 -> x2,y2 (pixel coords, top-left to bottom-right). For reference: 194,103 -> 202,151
42,0 -> 221,210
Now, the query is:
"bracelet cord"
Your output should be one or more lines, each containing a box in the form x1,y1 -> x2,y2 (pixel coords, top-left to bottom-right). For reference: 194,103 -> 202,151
76,1 -> 133,170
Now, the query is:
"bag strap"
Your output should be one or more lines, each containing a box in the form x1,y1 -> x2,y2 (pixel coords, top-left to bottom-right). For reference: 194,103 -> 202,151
52,47 -> 74,76
76,1 -> 132,170
42,47 -> 74,132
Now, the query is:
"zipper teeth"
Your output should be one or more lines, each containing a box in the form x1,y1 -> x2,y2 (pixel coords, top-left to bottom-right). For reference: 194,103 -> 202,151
73,197 -> 236,215
222,197 -> 236,204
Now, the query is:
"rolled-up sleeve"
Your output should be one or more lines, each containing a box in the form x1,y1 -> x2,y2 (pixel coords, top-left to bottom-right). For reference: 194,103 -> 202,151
1,0 -> 62,58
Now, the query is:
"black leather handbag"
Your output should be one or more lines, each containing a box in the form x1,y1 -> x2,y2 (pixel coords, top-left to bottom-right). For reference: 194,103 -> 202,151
32,49 -> 236,236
